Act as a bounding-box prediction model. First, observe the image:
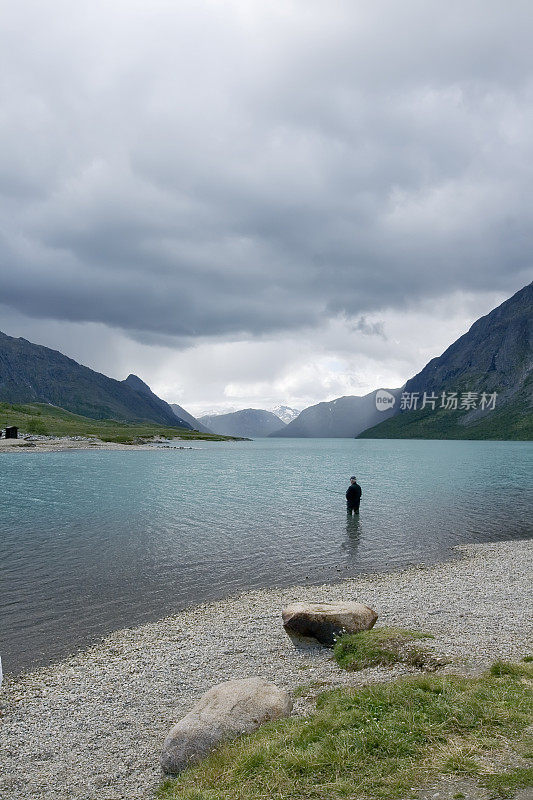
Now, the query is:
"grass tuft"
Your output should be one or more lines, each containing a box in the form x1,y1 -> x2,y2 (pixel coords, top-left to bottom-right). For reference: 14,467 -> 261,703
333,626 -> 441,672
489,660 -> 532,678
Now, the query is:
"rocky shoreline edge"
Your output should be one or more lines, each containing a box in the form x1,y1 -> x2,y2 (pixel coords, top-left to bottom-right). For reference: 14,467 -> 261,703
1,538 -> 532,800
0,435 -> 206,453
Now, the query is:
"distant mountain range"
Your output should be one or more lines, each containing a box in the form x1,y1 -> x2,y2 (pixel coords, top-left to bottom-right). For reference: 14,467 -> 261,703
199,408 -> 286,438
198,404 -> 300,422
360,282 -> 532,440
0,331 -> 190,428
170,403 -> 213,434
270,389 -> 401,438
1,282 -> 530,440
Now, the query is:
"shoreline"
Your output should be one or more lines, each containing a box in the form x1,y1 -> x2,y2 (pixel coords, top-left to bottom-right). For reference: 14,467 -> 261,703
1,538 -> 532,799
3,542 -> 475,678
0,436 -> 203,454
6,544 -> 466,677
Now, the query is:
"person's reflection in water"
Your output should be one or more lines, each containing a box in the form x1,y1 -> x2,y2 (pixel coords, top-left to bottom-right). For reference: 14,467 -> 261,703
343,512 -> 362,560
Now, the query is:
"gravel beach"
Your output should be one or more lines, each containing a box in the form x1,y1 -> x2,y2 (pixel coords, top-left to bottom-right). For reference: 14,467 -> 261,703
1,538 -> 531,800
0,437 -> 193,454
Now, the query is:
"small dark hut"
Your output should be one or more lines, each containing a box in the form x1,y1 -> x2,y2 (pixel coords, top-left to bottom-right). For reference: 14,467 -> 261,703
5,426 -> 18,439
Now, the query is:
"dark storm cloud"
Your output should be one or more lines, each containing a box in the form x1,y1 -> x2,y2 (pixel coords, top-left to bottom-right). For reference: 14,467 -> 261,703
1,0 -> 532,343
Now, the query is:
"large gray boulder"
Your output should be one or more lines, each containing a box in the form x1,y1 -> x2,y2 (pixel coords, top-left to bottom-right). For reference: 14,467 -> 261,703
161,677 -> 292,774
282,601 -> 378,646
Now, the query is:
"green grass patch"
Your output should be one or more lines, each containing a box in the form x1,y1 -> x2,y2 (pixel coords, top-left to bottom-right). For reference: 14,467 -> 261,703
0,402 -> 241,443
25,416 -> 49,435
292,681 -> 332,699
157,662 -> 532,800
333,626 -> 440,672
480,766 -> 533,798
489,661 -> 532,678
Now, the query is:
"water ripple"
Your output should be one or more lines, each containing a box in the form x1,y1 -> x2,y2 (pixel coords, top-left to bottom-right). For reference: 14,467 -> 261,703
0,438 -> 531,672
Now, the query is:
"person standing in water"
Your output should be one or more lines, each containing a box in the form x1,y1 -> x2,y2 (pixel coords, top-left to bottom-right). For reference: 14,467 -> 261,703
346,476 -> 362,514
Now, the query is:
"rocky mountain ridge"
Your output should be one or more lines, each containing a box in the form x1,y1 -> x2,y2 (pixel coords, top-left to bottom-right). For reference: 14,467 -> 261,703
0,332 -> 186,427
360,281 -> 532,439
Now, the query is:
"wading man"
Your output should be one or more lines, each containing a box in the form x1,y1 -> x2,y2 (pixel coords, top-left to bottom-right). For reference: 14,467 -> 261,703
346,476 -> 362,514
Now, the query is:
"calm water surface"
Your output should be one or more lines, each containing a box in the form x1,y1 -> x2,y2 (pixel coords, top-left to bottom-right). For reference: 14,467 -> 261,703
1,438 -> 532,673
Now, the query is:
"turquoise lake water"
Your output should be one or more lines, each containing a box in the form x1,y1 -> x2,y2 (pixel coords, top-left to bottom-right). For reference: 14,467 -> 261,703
1,438 -> 532,673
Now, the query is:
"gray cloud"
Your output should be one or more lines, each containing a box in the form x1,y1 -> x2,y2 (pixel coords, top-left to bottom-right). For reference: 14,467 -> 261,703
352,317 -> 386,339
1,0 -> 532,349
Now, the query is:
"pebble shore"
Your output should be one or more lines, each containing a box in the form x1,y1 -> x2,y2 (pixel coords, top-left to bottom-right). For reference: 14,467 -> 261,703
1,538 -> 531,800
0,436 -> 185,453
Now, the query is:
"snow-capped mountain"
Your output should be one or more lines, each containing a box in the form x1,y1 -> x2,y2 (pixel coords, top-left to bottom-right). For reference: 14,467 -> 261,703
269,405 -> 300,423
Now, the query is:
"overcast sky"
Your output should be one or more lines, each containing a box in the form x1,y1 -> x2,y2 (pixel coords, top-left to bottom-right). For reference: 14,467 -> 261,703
1,1 -> 532,415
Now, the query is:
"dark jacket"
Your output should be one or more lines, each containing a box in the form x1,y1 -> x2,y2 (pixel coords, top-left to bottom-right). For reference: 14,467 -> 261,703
346,482 -> 362,505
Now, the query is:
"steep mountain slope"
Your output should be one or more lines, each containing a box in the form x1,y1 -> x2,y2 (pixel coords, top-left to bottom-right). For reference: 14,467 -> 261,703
271,389 -> 401,437
0,332 -> 185,426
122,374 -> 192,429
170,403 -> 213,434
199,408 -> 286,437
360,282 -> 533,440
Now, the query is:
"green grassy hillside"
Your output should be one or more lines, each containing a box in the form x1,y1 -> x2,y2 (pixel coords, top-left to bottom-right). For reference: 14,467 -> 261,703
0,402 -> 241,443
359,380 -> 532,441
